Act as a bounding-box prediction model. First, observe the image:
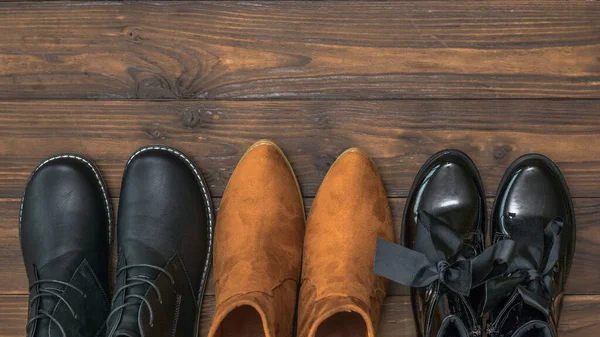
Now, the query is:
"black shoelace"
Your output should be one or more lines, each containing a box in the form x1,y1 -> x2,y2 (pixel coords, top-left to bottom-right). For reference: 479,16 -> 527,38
107,264 -> 174,329
374,211 -> 515,296
26,280 -> 86,337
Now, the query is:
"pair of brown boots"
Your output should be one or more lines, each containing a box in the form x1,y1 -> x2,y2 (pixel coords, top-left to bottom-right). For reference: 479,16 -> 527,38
208,140 -> 395,337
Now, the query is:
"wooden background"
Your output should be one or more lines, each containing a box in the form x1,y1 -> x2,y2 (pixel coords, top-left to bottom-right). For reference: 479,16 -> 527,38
0,1 -> 599,336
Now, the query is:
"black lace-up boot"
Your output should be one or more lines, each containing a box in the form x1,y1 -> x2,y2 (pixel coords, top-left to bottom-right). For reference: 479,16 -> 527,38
374,150 -> 515,337
106,146 -> 214,337
21,154 -> 112,337
484,154 -> 575,337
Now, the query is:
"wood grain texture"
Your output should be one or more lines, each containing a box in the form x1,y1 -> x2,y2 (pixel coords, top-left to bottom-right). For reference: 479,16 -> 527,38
1,1 -> 598,335
2,198 -> 599,295
1,294 -> 599,337
1,100 -> 600,198
0,1 -> 598,99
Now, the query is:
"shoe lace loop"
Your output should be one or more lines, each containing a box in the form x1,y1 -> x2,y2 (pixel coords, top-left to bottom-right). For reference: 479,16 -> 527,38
26,280 -> 86,337
483,217 -> 564,316
373,211 -> 515,296
107,264 -> 174,328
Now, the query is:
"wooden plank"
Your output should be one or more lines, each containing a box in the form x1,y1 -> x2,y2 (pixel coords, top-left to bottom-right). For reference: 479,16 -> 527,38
0,1 -> 598,99
2,198 -> 599,295
0,199 -> 22,295
2,100 -> 600,198
0,294 -> 598,337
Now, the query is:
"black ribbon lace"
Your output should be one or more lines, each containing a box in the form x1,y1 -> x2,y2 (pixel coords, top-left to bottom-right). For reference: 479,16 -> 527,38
374,211 -> 516,296
482,217 -> 563,317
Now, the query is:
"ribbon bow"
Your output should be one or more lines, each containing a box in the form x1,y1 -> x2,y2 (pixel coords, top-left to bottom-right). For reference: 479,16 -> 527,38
374,211 -> 515,296
482,217 -> 563,316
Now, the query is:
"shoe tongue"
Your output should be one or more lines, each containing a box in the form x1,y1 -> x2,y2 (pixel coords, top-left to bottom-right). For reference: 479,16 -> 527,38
498,297 -> 551,336
36,251 -> 84,310
30,251 -> 84,337
113,291 -> 145,337
511,320 -> 553,337
112,242 -> 170,337
113,319 -> 141,337
436,316 -> 469,337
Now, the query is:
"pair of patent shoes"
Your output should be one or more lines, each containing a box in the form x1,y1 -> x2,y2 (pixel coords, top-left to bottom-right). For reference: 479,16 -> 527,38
374,150 -> 575,337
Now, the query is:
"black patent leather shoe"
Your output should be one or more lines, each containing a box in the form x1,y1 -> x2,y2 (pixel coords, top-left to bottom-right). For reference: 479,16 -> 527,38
375,150 -> 514,337
484,154 -> 575,337
21,154 -> 112,337
106,146 -> 214,337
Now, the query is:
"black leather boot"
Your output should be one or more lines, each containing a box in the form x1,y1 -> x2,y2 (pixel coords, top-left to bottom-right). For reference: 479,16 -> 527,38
484,154 -> 575,337
106,146 -> 214,337
375,150 -> 514,337
21,154 -> 112,337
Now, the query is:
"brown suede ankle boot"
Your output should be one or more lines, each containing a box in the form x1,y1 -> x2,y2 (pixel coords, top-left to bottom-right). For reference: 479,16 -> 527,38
297,148 -> 394,337
208,140 -> 305,337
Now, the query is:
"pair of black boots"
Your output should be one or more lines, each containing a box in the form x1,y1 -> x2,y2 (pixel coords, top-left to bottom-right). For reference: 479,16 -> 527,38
20,146 -> 214,337
375,151 -> 575,337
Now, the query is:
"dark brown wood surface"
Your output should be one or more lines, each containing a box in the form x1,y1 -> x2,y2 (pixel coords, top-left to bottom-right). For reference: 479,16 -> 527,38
1,1 -> 599,336
2,100 -> 600,198
0,2 -> 599,99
